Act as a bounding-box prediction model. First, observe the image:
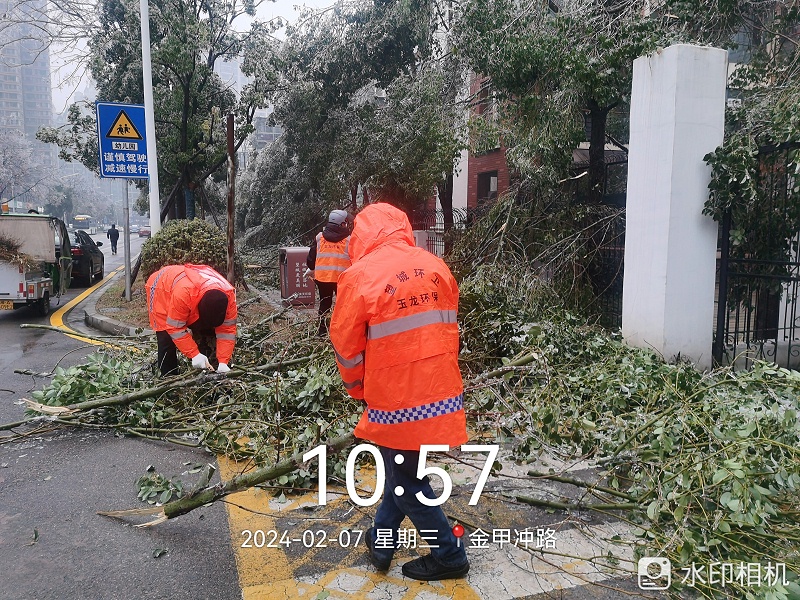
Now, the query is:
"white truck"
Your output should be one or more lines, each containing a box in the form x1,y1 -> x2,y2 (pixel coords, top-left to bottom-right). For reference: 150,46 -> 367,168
0,213 -> 72,316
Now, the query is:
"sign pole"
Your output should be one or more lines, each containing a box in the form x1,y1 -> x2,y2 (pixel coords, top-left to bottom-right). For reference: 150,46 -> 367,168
139,0 -> 161,236
123,179 -> 132,301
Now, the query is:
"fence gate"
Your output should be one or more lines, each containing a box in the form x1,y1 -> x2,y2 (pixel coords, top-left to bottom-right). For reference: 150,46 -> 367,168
713,142 -> 800,368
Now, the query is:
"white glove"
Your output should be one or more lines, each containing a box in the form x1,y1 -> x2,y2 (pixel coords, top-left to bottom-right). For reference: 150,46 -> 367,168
191,353 -> 212,370
217,363 -> 231,374
303,268 -> 314,280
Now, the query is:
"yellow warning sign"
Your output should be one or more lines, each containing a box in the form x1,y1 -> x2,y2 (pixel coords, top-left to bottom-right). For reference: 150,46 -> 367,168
105,110 -> 143,140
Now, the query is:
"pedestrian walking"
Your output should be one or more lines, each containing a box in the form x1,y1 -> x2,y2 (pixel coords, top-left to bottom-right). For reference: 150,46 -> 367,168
329,202 -> 470,581
107,224 -> 120,255
145,264 -> 237,376
304,209 -> 352,336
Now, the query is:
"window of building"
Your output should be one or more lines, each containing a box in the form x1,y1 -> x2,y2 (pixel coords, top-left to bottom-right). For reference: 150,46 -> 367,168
477,171 -> 498,204
476,81 -> 493,117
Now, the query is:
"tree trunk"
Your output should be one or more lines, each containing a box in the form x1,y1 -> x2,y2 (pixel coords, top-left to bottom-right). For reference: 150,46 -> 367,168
587,99 -> 610,205
161,179 -> 184,223
437,172 -> 455,255
162,432 -> 355,520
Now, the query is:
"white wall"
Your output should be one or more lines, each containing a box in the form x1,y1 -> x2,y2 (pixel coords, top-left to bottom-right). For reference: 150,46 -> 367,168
451,148 -> 469,211
622,44 -> 728,369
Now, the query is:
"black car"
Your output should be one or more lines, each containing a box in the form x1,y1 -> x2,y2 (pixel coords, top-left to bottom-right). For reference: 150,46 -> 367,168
70,230 -> 105,284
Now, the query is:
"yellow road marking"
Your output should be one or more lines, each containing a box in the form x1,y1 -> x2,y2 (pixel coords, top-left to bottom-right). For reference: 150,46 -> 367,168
220,457 -> 484,600
217,456 -> 298,593
49,266 -> 124,345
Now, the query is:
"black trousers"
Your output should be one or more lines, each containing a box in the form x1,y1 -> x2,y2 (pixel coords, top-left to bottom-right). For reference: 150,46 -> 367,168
315,280 -> 337,334
156,329 -> 215,376
110,240 -> 118,253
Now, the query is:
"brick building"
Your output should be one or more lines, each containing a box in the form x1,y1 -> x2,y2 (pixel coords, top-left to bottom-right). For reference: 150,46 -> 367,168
461,75 -> 511,210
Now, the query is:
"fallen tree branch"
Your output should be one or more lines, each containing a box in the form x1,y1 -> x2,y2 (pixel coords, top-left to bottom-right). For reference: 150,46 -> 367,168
516,494 -> 638,512
99,431 -> 356,525
527,470 -> 638,502
20,323 -> 131,345
470,353 -> 538,383
0,355 -> 313,432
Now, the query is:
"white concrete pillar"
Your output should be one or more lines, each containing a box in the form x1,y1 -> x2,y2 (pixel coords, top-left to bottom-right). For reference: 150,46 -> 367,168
452,148 -> 469,211
622,44 -> 728,369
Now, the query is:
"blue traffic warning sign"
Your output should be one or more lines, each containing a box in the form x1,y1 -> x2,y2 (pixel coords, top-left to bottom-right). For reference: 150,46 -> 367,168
96,102 -> 149,179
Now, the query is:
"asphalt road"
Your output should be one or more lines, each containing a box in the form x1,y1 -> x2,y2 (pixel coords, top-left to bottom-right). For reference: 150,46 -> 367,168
0,231 -> 240,600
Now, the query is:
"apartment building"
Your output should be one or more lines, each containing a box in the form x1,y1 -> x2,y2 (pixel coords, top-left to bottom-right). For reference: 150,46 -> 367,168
0,0 -> 53,138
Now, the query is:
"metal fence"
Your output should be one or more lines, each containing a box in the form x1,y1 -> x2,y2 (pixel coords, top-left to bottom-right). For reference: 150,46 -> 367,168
582,208 -> 626,329
410,200 -> 626,329
713,142 -> 800,368
410,206 -> 494,257
566,158 -> 628,328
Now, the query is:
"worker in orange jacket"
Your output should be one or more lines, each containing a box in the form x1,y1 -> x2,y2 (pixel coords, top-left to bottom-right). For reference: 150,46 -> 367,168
330,202 -> 469,581
146,264 -> 237,376
305,209 -> 352,336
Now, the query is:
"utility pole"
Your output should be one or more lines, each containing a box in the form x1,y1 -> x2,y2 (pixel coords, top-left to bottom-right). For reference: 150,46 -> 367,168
122,180 -> 132,301
226,113 -> 235,284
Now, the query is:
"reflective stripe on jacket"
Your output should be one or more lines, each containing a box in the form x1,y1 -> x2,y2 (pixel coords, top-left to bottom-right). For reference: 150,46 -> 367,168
330,203 -> 466,451
314,232 -> 351,283
145,264 -> 238,364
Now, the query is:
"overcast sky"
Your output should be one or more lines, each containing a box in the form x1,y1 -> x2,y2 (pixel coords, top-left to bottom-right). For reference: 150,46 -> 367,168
51,0 -> 331,113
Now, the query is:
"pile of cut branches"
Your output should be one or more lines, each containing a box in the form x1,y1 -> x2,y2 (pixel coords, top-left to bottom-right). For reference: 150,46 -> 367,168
0,231 -> 38,270
6,309 -> 358,482
4,251 -> 800,598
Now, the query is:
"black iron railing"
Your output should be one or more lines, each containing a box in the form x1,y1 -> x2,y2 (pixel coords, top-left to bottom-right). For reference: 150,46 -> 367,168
713,142 -> 800,367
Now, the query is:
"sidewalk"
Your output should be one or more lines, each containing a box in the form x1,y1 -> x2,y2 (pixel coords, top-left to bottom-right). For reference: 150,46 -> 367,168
74,271 -> 644,600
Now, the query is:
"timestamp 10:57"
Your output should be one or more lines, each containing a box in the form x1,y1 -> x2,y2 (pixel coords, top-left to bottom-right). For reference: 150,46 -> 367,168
302,443 -> 499,507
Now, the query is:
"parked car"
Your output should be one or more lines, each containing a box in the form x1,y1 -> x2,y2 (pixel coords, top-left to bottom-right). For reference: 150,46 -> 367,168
70,230 -> 104,284
139,227 -> 151,238
129,224 -> 140,233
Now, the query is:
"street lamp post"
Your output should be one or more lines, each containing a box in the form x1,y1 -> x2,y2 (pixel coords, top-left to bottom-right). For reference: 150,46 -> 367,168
139,0 -> 161,236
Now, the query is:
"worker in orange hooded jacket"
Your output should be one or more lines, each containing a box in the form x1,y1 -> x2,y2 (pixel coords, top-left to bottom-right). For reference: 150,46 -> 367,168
146,264 -> 237,376
330,202 -> 469,581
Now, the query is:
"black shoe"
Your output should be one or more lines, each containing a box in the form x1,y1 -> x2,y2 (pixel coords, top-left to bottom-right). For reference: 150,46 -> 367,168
365,527 -> 391,572
402,554 -> 469,581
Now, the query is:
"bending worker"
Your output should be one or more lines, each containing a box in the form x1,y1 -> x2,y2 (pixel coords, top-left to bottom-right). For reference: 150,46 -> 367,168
330,202 -> 469,581
305,209 -> 352,335
146,263 -> 237,376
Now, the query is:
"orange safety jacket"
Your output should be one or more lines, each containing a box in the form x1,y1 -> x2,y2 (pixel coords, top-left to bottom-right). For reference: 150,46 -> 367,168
146,264 -> 237,364
330,203 -> 466,451
314,233 -> 351,283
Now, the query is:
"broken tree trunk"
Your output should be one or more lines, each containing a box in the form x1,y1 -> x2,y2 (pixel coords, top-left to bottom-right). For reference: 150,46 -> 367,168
100,431 -> 356,526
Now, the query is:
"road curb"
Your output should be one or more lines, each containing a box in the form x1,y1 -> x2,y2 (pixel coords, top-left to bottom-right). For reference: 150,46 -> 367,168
80,273 -> 289,338
84,303 -> 152,337
81,268 -> 153,337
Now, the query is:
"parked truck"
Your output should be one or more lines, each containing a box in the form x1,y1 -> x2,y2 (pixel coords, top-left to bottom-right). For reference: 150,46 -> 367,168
0,213 -> 72,316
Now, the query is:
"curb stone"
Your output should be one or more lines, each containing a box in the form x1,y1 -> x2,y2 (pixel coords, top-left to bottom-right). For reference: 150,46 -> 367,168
80,273 -> 291,338
82,269 -> 153,337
